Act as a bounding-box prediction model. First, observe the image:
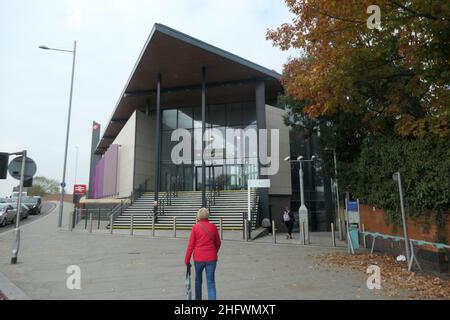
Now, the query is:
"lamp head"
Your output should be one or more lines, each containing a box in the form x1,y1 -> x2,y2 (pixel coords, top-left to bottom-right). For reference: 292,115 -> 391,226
297,156 -> 303,161
284,156 -> 291,162
311,155 -> 317,161
39,45 -> 49,50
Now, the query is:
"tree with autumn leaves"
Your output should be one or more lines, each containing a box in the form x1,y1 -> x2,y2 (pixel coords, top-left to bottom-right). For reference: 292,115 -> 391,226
268,0 -> 449,138
268,1 -> 450,233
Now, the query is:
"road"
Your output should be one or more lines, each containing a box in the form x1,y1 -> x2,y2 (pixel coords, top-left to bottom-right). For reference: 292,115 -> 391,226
0,202 -> 56,234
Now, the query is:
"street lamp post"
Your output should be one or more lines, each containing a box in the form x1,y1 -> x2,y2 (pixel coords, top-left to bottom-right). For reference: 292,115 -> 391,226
324,147 -> 342,240
39,41 -> 77,228
284,155 -> 316,244
393,172 -> 411,266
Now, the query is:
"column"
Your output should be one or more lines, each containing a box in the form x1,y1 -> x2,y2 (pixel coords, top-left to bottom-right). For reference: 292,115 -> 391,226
255,80 -> 269,221
201,67 -> 206,207
154,73 -> 162,205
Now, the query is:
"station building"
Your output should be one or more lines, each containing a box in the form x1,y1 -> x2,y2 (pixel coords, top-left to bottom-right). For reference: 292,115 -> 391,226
88,24 -> 333,230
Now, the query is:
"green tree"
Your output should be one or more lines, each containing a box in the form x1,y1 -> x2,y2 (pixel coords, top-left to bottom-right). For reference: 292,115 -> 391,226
25,176 -> 60,197
268,0 -> 450,138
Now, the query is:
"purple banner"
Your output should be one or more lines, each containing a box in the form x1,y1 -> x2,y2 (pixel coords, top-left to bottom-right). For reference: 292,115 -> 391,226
91,144 -> 118,199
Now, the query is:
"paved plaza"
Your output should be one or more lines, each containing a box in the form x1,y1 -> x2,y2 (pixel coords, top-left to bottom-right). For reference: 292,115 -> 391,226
0,202 -> 396,300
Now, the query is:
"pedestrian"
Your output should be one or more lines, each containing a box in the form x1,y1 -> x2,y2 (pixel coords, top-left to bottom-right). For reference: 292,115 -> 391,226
282,206 -> 295,239
184,207 -> 221,300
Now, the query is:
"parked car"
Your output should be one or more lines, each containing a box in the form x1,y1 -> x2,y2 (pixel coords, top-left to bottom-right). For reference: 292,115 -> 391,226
23,197 -> 42,214
0,203 -> 17,227
10,203 -> 29,220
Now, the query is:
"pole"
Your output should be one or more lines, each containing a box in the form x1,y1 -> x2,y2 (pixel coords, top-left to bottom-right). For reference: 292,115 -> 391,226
298,161 -> 309,242
299,163 -> 305,206
58,40 -> 77,228
331,222 -> 336,247
244,219 -> 248,242
110,214 -> 113,234
173,217 -> 177,238
333,150 -> 343,241
11,151 -> 26,264
220,218 -> 223,240
272,220 -> 276,244
201,67 -> 206,207
152,214 -> 155,237
74,146 -> 79,184
89,212 -> 93,233
396,172 -> 411,266
130,214 -> 134,236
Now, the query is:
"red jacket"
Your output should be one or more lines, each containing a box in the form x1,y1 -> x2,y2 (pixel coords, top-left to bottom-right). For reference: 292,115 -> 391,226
184,219 -> 221,265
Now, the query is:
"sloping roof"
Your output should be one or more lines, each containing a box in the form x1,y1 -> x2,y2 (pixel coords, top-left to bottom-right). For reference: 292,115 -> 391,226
96,23 -> 282,154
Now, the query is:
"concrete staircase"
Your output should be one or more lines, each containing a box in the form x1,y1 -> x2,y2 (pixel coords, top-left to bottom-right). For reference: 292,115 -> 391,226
112,190 -> 258,230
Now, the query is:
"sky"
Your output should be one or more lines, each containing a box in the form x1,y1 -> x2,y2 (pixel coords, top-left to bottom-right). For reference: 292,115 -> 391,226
0,0 -> 296,196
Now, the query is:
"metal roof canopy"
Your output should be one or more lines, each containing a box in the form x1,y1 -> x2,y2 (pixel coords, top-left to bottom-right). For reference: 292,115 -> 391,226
96,23 -> 283,154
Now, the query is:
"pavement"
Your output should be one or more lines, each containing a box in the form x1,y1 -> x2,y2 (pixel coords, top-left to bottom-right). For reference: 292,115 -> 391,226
0,201 -> 397,300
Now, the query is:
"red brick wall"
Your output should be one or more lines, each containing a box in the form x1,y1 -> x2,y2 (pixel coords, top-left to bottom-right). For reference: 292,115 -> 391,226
360,204 -> 450,244
43,194 -> 73,203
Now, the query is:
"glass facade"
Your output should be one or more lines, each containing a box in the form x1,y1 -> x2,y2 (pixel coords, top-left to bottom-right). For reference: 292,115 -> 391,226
160,102 -> 259,192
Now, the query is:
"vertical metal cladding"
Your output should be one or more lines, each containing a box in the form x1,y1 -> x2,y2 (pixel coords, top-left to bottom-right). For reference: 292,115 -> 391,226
92,144 -> 118,199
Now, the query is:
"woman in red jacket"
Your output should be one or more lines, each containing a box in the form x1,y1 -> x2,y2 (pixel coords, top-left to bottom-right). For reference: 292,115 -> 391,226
184,208 -> 221,300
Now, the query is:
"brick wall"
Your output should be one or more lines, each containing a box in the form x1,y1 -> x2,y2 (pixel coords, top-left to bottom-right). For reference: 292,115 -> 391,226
359,204 -> 449,273
360,204 -> 450,244
43,194 -> 73,203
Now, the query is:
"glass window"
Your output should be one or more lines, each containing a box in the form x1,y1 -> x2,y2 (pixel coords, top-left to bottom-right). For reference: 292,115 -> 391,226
241,102 -> 256,126
226,103 -> 242,126
193,106 -> 205,128
208,104 -> 226,127
178,107 -> 193,129
161,131 -> 179,161
162,109 -> 177,130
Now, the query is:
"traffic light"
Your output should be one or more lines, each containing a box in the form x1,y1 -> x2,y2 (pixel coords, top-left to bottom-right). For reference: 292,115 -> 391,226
0,153 -> 8,179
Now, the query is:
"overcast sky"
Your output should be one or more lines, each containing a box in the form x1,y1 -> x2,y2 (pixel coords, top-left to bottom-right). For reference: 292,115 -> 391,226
0,0 -> 296,196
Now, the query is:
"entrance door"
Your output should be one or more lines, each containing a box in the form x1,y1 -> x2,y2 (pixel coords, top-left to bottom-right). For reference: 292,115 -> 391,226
195,166 -> 224,191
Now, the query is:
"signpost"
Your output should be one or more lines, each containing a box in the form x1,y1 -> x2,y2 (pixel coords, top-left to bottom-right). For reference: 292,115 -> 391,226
74,184 -> 87,195
247,179 -> 270,241
6,151 -> 37,264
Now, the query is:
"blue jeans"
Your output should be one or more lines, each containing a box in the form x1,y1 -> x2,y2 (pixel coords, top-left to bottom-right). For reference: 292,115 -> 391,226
194,261 -> 217,300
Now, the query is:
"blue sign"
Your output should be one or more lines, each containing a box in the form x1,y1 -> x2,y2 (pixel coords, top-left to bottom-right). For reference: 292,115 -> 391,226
60,182 -> 66,188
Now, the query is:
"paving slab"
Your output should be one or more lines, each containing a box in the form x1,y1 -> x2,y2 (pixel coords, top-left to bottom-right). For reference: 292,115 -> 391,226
0,202 -> 398,300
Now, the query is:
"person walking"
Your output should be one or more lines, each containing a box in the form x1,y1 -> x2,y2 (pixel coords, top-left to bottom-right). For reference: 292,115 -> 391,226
282,206 -> 295,239
184,208 -> 221,300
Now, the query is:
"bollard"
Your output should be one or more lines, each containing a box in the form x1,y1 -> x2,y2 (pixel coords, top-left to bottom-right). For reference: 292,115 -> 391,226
301,222 -> 306,245
272,220 -> 276,244
173,217 -> 177,238
98,209 -> 101,230
242,215 -> 245,240
130,214 -> 134,236
244,219 -> 248,241
220,218 -> 223,240
331,222 -> 336,247
362,224 -> 367,249
84,210 -> 88,230
152,214 -> 155,237
89,213 -> 93,233
69,210 -> 74,232
110,214 -> 114,234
